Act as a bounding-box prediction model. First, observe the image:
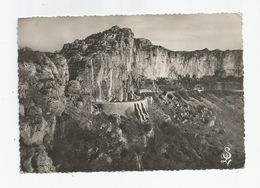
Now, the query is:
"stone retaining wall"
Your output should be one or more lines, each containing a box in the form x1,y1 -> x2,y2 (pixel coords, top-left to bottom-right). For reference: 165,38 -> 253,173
93,98 -> 148,117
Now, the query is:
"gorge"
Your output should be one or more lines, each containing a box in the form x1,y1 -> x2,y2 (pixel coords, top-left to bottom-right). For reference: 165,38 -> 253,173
18,25 -> 244,172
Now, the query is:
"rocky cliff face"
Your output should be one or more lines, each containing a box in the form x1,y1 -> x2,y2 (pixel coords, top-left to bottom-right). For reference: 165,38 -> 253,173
134,45 -> 243,79
19,25 -> 244,172
61,26 -> 137,102
60,25 -> 243,102
18,48 -> 69,172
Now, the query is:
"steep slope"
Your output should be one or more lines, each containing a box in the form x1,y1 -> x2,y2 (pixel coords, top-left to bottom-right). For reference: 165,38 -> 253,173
60,25 -> 243,102
52,90 -> 245,171
18,48 -> 69,172
18,25 -> 244,172
61,26 -> 136,102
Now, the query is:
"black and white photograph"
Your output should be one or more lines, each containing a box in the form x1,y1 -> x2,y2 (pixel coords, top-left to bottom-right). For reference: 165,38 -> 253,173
2,0 -> 260,187
17,14 -> 245,172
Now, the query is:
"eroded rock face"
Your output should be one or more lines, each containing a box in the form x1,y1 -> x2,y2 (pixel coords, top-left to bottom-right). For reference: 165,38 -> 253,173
18,48 -> 69,172
19,25 -> 243,172
134,46 -> 243,79
61,26 -> 137,102
60,26 -> 243,102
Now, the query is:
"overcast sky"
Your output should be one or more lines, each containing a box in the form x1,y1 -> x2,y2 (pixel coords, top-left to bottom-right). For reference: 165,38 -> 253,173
18,14 -> 242,52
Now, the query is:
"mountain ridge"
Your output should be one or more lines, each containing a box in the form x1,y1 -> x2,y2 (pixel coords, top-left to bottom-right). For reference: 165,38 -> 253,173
55,25 -> 243,101
60,25 -> 242,53
18,25 -> 244,172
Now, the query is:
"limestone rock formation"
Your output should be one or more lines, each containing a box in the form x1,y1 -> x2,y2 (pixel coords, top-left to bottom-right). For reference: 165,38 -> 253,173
18,48 -> 69,172
60,26 -> 243,102
18,25 -> 244,172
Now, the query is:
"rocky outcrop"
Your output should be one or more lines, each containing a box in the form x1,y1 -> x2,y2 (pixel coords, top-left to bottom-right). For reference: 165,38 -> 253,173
60,25 -> 243,102
18,48 -> 69,172
19,25 -> 244,172
61,26 -> 137,102
134,46 -> 243,79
